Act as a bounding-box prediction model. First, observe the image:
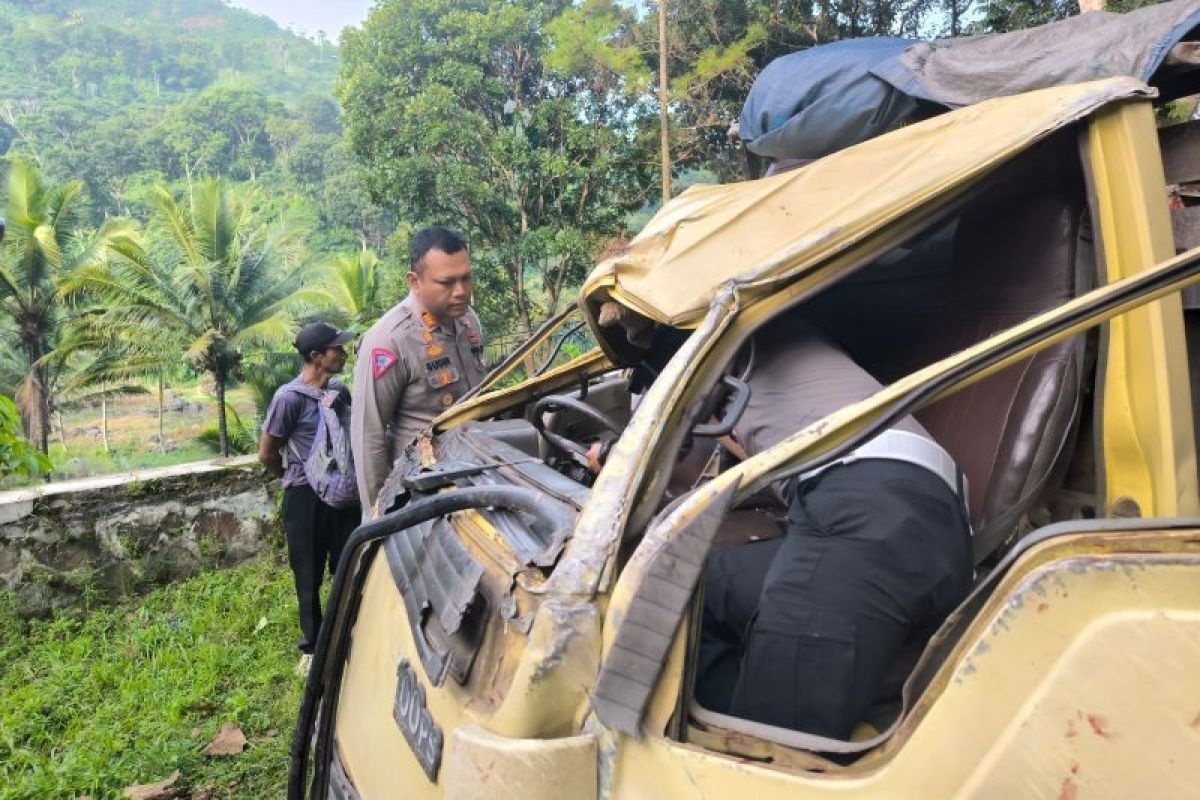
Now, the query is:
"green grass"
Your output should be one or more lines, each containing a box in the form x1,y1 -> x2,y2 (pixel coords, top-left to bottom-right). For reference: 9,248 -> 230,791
0,383 -> 261,490
0,556 -> 305,799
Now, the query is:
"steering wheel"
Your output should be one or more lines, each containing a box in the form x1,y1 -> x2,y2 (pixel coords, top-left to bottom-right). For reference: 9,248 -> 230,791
531,394 -> 622,466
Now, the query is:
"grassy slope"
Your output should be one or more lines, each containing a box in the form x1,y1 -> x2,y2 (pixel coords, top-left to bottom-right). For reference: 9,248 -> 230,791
0,556 -> 304,799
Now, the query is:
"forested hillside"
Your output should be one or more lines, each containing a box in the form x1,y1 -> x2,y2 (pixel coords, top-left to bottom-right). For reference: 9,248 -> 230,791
0,0 -> 390,254
0,0 -> 400,472
0,0 -> 1132,483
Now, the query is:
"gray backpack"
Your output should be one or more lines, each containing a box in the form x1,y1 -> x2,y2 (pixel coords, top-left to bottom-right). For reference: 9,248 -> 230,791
284,381 -> 359,509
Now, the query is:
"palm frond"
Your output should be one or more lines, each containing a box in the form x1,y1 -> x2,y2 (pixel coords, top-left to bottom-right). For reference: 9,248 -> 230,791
5,161 -> 42,231
45,179 -> 88,242
232,313 -> 296,351
151,186 -> 202,269
197,404 -> 256,455
0,262 -> 23,305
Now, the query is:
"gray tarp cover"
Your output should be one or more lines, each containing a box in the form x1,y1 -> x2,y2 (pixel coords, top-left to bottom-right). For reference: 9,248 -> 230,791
742,0 -> 1200,163
872,0 -> 1200,107
738,37 -> 921,161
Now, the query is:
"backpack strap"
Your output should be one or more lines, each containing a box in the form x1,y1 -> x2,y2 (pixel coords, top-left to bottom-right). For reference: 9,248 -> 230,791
280,381 -> 325,402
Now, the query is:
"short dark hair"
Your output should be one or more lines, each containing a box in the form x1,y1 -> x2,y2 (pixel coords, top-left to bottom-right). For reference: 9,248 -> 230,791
409,226 -> 468,274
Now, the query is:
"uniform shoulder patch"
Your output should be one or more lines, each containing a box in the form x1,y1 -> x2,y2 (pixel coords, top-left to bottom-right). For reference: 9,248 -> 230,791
372,347 -> 400,379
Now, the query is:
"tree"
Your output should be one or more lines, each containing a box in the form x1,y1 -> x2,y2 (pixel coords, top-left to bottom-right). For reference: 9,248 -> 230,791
314,143 -> 395,253
978,0 -> 1079,32
338,0 -> 654,338
553,1 -> 951,184
0,161 -> 131,452
160,83 -> 284,182
61,179 -> 326,456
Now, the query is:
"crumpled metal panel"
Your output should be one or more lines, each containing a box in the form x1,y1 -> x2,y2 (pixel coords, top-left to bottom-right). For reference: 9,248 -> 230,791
434,424 -> 586,567
592,482 -> 738,735
581,78 -> 1150,338
383,518 -> 484,684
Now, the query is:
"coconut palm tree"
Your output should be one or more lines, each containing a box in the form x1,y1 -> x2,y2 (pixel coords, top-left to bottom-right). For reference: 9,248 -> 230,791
61,179 -> 325,456
323,249 -> 383,327
0,161 -> 133,452
47,320 -> 167,452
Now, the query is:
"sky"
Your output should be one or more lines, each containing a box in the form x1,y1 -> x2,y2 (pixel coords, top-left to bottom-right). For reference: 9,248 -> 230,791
229,0 -> 374,39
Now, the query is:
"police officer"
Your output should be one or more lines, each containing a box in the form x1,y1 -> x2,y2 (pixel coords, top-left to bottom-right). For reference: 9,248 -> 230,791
695,313 -> 974,739
350,226 -> 487,512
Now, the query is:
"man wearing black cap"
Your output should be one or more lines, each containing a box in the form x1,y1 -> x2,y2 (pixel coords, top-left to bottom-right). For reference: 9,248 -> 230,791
258,322 -> 359,671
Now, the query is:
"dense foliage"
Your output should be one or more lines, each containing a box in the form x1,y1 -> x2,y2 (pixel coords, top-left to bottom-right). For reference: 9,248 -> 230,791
0,0 -> 1156,474
0,393 -> 47,477
340,0 -> 658,336
0,0 -> 388,463
0,0 -> 391,254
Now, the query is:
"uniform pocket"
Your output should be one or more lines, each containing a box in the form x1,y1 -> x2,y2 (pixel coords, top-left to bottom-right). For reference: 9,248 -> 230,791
734,608 -> 859,737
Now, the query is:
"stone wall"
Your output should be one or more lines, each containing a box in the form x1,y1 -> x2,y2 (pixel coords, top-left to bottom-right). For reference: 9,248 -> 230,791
0,457 -> 281,617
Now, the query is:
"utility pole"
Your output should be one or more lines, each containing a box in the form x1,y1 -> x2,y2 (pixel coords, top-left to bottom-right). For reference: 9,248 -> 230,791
658,0 -> 671,204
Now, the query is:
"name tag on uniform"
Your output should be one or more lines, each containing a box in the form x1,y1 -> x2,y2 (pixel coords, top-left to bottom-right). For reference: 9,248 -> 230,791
424,356 -> 460,387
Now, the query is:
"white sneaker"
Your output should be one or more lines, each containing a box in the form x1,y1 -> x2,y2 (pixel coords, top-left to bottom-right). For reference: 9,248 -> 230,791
295,653 -> 313,677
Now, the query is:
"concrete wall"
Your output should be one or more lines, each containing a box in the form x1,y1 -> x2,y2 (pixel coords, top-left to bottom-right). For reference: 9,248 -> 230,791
0,457 -> 280,617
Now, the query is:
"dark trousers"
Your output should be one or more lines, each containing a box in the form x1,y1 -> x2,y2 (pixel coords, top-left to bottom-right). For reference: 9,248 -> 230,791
282,484 -> 359,653
696,459 -> 973,739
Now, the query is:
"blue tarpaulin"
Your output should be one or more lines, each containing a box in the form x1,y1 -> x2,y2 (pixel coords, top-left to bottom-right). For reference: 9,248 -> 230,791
738,37 -> 922,162
741,0 -> 1200,164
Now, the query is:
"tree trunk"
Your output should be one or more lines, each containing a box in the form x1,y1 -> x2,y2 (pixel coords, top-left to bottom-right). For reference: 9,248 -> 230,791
214,366 -> 230,458
504,261 -> 537,373
57,411 -> 69,454
101,397 -> 110,454
35,368 -> 49,454
158,367 -> 166,454
658,0 -> 671,205
21,335 -> 50,453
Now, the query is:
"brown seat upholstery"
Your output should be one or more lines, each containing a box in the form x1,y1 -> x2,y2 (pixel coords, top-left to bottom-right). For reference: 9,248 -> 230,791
809,187 -> 1091,562
915,193 -> 1089,560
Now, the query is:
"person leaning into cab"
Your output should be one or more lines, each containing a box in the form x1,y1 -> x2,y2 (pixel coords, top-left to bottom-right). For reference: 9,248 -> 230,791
590,307 -> 974,740
695,313 -> 974,739
350,226 -> 487,513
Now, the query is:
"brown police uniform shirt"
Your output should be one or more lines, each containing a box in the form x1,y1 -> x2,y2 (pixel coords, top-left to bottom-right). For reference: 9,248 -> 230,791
733,318 -> 929,501
351,293 -> 487,511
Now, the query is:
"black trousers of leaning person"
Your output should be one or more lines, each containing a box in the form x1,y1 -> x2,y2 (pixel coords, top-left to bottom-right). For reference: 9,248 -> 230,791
281,484 -> 359,654
695,459 -> 973,740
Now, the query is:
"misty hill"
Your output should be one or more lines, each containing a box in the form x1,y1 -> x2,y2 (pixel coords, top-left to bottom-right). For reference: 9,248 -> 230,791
0,0 -> 336,103
0,0 -> 376,247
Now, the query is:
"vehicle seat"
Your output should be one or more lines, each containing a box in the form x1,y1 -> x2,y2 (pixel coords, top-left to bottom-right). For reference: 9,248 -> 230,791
809,183 -> 1092,562
911,192 -> 1091,560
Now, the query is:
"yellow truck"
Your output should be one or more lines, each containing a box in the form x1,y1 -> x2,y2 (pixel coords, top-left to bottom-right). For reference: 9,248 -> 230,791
291,16 -> 1200,800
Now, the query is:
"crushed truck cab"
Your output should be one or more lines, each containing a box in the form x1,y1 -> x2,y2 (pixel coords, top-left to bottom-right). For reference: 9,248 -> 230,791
291,75 -> 1200,800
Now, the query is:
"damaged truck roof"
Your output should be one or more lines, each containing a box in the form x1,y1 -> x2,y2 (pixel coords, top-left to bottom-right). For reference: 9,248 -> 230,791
580,78 -> 1151,348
